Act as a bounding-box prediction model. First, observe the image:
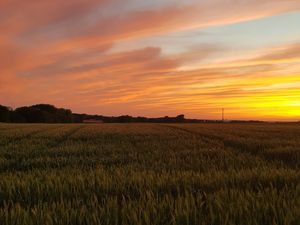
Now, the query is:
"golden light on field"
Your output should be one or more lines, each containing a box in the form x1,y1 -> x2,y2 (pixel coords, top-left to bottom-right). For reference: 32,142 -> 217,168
1,122 -> 300,224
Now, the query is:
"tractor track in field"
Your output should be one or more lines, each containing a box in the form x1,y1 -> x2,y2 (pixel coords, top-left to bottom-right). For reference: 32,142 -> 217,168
0,125 -> 86,173
0,125 -> 65,149
46,125 -> 85,148
158,124 -> 226,144
0,125 -> 34,132
159,124 -> 295,168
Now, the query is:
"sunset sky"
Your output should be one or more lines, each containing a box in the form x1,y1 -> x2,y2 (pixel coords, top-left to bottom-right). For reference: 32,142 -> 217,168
1,0 -> 300,121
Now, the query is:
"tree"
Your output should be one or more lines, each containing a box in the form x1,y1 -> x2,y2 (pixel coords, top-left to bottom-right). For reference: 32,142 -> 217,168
15,107 -> 46,123
13,104 -> 73,123
0,105 -> 10,122
10,111 -> 26,123
175,114 -> 185,122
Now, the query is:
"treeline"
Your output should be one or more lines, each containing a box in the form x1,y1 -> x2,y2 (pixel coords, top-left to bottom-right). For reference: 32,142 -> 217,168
0,104 -> 188,123
0,104 -> 73,123
0,103 -> 267,124
73,114 -> 187,123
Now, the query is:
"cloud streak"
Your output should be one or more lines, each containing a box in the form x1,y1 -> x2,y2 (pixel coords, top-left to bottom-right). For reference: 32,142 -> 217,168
0,0 -> 300,120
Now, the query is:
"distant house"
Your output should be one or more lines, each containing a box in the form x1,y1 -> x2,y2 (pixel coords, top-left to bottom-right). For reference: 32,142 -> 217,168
83,119 -> 103,124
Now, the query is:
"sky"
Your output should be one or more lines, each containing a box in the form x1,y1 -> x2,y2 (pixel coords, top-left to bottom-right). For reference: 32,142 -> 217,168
1,0 -> 300,121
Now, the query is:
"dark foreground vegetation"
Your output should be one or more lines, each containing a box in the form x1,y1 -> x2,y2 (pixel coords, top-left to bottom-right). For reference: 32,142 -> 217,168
0,123 -> 299,225
0,104 -> 263,123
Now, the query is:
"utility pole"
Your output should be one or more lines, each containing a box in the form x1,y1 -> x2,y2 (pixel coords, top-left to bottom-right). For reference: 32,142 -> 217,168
222,108 -> 224,122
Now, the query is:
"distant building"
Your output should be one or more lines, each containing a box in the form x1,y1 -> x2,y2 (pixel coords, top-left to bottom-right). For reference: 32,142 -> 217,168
83,119 -> 103,124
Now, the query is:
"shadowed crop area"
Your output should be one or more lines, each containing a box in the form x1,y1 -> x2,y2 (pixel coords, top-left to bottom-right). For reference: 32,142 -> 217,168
0,123 -> 299,225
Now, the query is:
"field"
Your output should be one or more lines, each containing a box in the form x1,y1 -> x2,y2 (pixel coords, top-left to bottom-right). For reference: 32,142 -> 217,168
0,123 -> 299,225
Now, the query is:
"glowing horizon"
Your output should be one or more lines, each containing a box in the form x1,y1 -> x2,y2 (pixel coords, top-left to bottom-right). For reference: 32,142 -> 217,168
1,0 -> 300,121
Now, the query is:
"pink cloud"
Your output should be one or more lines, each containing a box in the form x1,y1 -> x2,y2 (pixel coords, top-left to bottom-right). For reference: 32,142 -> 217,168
1,0 -> 300,120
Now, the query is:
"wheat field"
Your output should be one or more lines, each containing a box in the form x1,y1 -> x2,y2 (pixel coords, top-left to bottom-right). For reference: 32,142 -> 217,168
0,123 -> 299,225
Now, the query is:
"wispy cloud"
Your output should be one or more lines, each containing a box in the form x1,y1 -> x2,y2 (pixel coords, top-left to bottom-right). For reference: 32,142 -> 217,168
0,0 -> 300,120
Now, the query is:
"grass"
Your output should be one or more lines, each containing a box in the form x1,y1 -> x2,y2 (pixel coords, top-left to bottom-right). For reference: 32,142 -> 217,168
0,123 -> 299,225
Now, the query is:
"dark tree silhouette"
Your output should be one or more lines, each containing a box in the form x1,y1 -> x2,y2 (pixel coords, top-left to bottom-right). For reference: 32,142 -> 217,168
0,105 -> 10,122
1,103 -> 262,124
13,104 -> 73,123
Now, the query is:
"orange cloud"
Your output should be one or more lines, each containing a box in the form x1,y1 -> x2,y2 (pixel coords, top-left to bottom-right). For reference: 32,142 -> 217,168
1,1 -> 300,120
2,42 -> 298,121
